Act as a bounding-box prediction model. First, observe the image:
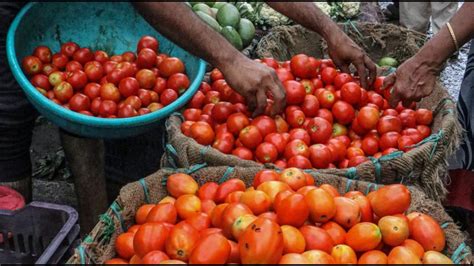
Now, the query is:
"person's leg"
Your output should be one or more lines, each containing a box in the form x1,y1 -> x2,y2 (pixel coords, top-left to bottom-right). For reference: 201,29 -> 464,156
431,2 -> 459,34
399,2 -> 431,33
60,131 -> 108,234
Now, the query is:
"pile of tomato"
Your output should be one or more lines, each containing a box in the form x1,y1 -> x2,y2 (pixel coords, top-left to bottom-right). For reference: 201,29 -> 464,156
180,54 -> 434,169
106,168 -> 451,264
22,36 -> 190,118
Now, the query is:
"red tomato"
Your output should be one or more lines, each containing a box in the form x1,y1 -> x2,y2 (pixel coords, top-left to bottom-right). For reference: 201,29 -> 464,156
327,139 -> 347,162
284,139 -> 310,159
210,68 -> 224,82
31,74 -> 51,90
210,101 -> 234,124
165,221 -> 200,261
290,54 -> 313,79
189,233 -> 231,264
116,77 -> 139,98
253,170 -> 280,188
72,48 -> 93,65
90,97 -> 102,115
275,68 -> 295,83
340,82 -> 361,105
317,90 -> 336,109
306,117 -> 333,144
212,138 -> 234,154
232,147 -> 254,160
334,73 -> 353,89
277,193 -> 309,227
348,156 -> 368,167
399,110 -> 417,128
161,89 -> 178,106
402,128 -> 423,143
321,67 -> 338,85
137,35 -> 159,52
287,155 -> 312,169
398,135 -> 415,152
69,93 -> 91,112
361,136 -> 379,156
357,106 -> 380,130
60,42 -> 79,58
316,109 -> 334,124
133,222 -> 170,258
289,128 -> 311,146
33,46 -> 52,64
135,69 -> 156,89
300,225 -> 334,253
190,121 -> 215,145
136,48 -> 157,69
283,80 -> 306,105
99,100 -> 118,117
159,57 -> 185,78
238,125 -> 263,149
53,81 -> 73,103
51,53 -> 68,70
415,109 -> 433,125
377,115 -> 402,134
417,125 -> 431,138
286,110 -> 306,128
379,132 -> 401,150
264,133 -> 287,155
214,179 -> 246,204
187,90 -> 205,109
301,94 -> 320,117
332,101 -> 355,125
251,116 -> 277,137
309,144 -> 333,168
167,73 -> 190,94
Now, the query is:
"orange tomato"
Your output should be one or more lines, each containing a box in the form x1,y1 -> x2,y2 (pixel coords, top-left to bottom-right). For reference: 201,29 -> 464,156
258,211 -> 278,222
253,170 -> 280,188
158,196 -> 176,205
273,190 -> 294,212
127,224 -> 141,235
129,255 -> 142,264
175,194 -> 201,219
304,188 -> 336,223
257,181 -> 292,203
166,173 -> 198,198
228,240 -> 240,263
141,250 -> 169,264
358,250 -> 387,264
387,246 -> 422,264
378,215 -> 409,246
165,221 -> 200,261
281,225 -> 306,254
279,253 -> 310,264
333,197 -> 361,228
331,244 -> 357,264
321,221 -> 346,245
422,251 -> 454,264
199,227 -> 223,239
344,191 -> 373,222
221,203 -> 253,239
280,167 -> 307,190
201,199 -> 216,216
186,212 -> 211,231
210,203 -> 229,228
133,222 -> 170,258
320,184 -> 340,197
189,232 -> 231,264
105,258 -> 128,264
345,222 -> 382,252
238,217 -> 284,264
159,259 -> 186,264
215,179 -> 246,203
299,225 -> 334,253
409,214 -> 445,252
115,232 -> 135,259
146,203 -> 177,224
135,204 -> 155,224
304,173 -> 315,185
277,193 -> 309,227
302,250 -> 335,264
296,185 -> 317,196
225,191 -> 244,203
401,239 -> 425,258
370,184 -> 411,217
407,212 -> 423,222
232,214 -> 257,241
197,182 -> 218,200
239,190 -> 271,215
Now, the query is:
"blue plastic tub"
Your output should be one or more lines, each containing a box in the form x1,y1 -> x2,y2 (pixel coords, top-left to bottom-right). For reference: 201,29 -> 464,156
7,2 -> 206,139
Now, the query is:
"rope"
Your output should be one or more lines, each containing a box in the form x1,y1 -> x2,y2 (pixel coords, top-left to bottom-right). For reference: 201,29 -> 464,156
199,146 -> 210,163
365,183 -> 379,195
407,129 -> 444,159
451,242 -> 470,264
98,213 -> 115,243
185,163 -> 208,175
165,144 -> 179,169
139,178 -> 150,204
345,167 -> 358,180
218,167 -> 235,184
110,201 -> 126,232
345,179 -> 354,193
369,157 -> 382,183
441,222 -> 450,229
78,235 -> 93,264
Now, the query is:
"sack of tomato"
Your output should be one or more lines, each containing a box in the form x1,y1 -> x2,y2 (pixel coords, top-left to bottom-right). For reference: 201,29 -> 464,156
162,23 -> 461,202
67,165 -> 471,264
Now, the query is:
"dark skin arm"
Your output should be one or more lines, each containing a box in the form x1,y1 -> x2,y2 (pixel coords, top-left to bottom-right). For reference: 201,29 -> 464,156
267,2 -> 377,89
383,3 -> 474,107
133,2 -> 285,117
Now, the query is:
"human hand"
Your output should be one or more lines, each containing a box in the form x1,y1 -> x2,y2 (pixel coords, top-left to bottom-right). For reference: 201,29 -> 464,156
382,54 -> 441,107
218,54 -> 286,117
326,34 -> 377,89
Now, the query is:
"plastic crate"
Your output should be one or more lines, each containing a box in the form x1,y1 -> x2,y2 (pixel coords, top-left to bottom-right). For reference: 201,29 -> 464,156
0,201 -> 79,264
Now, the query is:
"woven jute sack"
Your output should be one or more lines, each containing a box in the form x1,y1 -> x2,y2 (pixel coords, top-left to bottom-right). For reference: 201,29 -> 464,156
162,23 -> 461,202
67,165 -> 472,264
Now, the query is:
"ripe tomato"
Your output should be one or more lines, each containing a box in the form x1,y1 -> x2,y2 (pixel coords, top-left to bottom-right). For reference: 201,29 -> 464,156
370,184 -> 411,217
60,42 -> 79,58
286,110 -> 305,128
33,46 -> 52,63
165,221 -> 199,261
399,109 -> 417,128
183,108 -> 201,122
332,101 -> 355,125
409,214 -> 445,252
368,91 -> 384,109
340,82 -> 361,105
300,79 -> 315,95
276,193 -> 309,227
167,73 -> 190,94
166,173 -> 198,199
209,68 -> 224,82
377,115 -> 402,134
306,117 -> 332,144
358,250 -> 388,264
331,244 -> 357,264
69,93 -> 91,112
415,108 -> 433,125
257,181 -> 291,204
309,144 -> 332,168
263,133 -> 287,155
284,139 -> 309,159
401,239 -> 425,258
215,179 -> 246,204
398,135 -> 415,152
159,57 -> 185,77
145,203 -> 177,224
357,106 -> 380,130
283,80 -> 306,105
238,217 -> 284,264
279,254 -> 310,264
261,57 -> 280,69
136,48 -> 157,69
334,73 -> 353,89
115,232 -> 135,259
387,246 -> 422,264
299,225 -> 334,253
273,68 -> 293,83
301,94 -> 320,117
52,53 -> 68,70
65,70 -> 87,90
72,48 -> 93,65
303,250 -> 335,264
210,101 -> 234,124
123,95 -> 142,110
253,170 -> 280,188
160,89 -> 178,106
315,108 -> 333,124
133,222 -> 171,258
279,167 -> 307,191
378,215 -> 409,246
321,67 -> 338,85
118,77 -> 139,98
141,250 -> 169,264
288,128 -> 310,146
84,61 -> 104,82
186,212 -> 211,231
250,116 -> 276,137
189,232 -> 230,264
175,195 -> 201,220
333,197 -> 361,229
232,147 -> 253,160
317,90 -> 336,109
221,203 -> 253,238
135,69 -> 156,89
42,63 -> 58,76
287,155 -> 312,169
304,188 -> 336,223
239,125 -> 263,149
239,190 -> 271,215
379,132 -> 401,150
321,221 -> 346,245
290,54 -> 313,79
189,121 -> 215,145
31,74 -> 51,90
255,142 -> 278,163
100,83 -> 120,103
345,222 -> 382,252
280,225 -> 306,254
105,258 -> 128,264
361,136 -> 379,156
53,81 -> 74,103
137,35 -> 159,52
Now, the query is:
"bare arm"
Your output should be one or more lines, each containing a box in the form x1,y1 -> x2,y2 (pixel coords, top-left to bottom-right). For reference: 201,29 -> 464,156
132,2 -> 285,116
383,3 -> 474,107
267,2 -> 377,89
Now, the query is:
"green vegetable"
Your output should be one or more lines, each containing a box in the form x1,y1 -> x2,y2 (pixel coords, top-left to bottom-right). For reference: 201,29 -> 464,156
195,11 -> 222,33
213,2 -> 226,10
210,7 -> 219,19
221,26 -> 243,50
193,3 -> 213,16
237,18 -> 255,47
378,57 -> 398,67
216,3 -> 240,28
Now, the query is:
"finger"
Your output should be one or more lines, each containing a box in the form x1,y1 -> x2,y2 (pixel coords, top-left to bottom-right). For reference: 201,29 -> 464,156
252,89 -> 268,117
382,73 -> 396,90
389,86 -> 401,108
269,76 -> 286,116
355,60 -> 368,89
245,92 -> 257,112
364,56 -> 377,87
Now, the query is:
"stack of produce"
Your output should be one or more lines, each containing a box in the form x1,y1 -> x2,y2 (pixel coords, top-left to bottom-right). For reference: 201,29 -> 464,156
190,2 -> 256,50
21,36 -> 190,118
105,168 -> 454,264
180,54 -> 433,169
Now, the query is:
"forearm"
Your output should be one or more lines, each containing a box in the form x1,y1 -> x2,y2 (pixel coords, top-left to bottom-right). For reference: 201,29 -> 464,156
415,3 -> 474,69
132,2 -> 244,69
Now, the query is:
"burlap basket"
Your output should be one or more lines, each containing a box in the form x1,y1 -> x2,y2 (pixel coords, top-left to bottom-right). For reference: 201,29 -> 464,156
162,23 -> 462,202
67,164 -> 472,264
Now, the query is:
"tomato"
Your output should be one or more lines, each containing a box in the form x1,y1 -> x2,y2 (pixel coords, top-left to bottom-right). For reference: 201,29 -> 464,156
377,132 -> 400,152
417,125 -> 431,139
104,258 -> 128,264
262,133 -> 286,155
208,101 -> 233,124
175,195 -> 201,220
253,170 -> 280,188
358,250 -> 388,264
415,108 -> 433,125
279,254 -> 310,264
137,35 -> 159,52
65,61 -> 83,74
273,190 -> 294,213
299,79 -> 314,95
403,128 -> 423,143
321,221 -> 346,245
290,54 -> 313,79
232,147 -> 253,160
254,142 -> 277,163
401,239 -> 425,258
167,73 -> 190,94
377,115 -> 402,134
344,191 -> 373,223
274,160 -> 287,169
51,53 -> 68,70
148,102 -> 163,112
209,68 -> 223,82
65,70 -> 87,91
321,67 -> 337,85
370,184 -> 411,217
185,213 -> 210,232
160,89 -> 177,106
339,82 -> 361,105
210,203 -> 229,228
135,204 -> 155,225
115,232 -> 134,259
133,222 -> 170,258
274,68 -> 294,83
332,100 -> 355,125
360,136 -> 379,156
311,78 -> 324,90
333,197 -> 361,229
377,215 -> 409,247
60,42 -> 79,58
345,222 -> 382,252
409,214 -> 445,252
221,203 -> 253,239
187,92 -> 205,110
306,117 -> 332,144
146,203 -> 177,224
299,225 -> 334,253
281,225 -> 305,254
283,80 -> 306,105
215,179 -> 246,204
136,48 -> 157,69
140,250 -> 169,264
72,48 -> 93,65
284,139 -> 309,160
239,125 -> 263,150
42,63 -> 58,76
239,190 -> 270,216
316,90 -> 336,109
69,93 -> 90,112
348,155 -> 368,167
368,91 -> 384,109
188,232 -> 231,264
166,173 -> 198,198
238,217 -> 284,264
260,58 -> 279,69
398,135 -> 415,152
423,251 -> 454,264
286,110 -> 305,129
118,77 -> 139,98
251,116 -> 277,138
298,95 -> 319,118
159,57 -> 184,77
286,155 -> 311,169
188,121 -> 214,145
388,246 -> 422,264
303,250 -> 335,264
334,73 -> 353,89
399,109 -> 417,128
357,106 -> 379,131
165,221 -> 199,261
304,188 -> 336,223
275,193 -> 308,227
52,81 -> 73,103
123,96 -> 141,111
313,109 -> 332,125
134,69 -> 155,90
31,74 -> 51,90
257,181 -> 291,203
83,61 -> 104,82
33,46 -> 52,64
